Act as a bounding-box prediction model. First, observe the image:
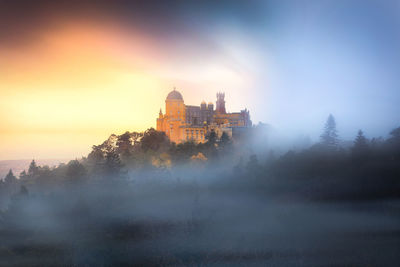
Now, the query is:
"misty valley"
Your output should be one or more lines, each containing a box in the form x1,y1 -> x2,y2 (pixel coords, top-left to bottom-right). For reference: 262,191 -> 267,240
1,122 -> 400,266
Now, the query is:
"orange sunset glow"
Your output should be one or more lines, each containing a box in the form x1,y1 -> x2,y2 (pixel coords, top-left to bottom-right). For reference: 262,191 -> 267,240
0,20 -> 253,160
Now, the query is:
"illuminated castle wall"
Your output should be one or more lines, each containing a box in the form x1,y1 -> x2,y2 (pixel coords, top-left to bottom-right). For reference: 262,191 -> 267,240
156,88 -> 252,143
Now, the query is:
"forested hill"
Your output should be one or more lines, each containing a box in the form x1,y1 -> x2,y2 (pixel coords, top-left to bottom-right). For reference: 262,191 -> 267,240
1,116 -> 400,202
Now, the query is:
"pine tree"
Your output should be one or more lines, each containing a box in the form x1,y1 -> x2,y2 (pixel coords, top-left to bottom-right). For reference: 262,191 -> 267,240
385,126 -> 400,160
19,170 -> 28,180
66,160 -> 87,181
352,130 -> 369,160
4,169 -> 17,184
206,130 -> 217,145
219,132 -> 232,151
28,159 -> 39,177
353,130 -> 368,150
320,114 -> 339,148
387,127 -> 400,149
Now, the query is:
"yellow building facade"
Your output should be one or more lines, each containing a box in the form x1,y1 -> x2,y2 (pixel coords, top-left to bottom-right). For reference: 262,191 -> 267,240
157,89 -> 251,144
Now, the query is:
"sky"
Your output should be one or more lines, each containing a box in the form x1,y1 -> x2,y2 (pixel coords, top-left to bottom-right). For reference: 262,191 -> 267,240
0,0 -> 399,160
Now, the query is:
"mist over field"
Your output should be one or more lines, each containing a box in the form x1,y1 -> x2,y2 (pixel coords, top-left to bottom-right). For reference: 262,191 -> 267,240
1,123 -> 400,266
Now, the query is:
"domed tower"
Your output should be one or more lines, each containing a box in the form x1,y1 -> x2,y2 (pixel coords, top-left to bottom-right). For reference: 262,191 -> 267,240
165,88 -> 185,120
164,88 -> 186,143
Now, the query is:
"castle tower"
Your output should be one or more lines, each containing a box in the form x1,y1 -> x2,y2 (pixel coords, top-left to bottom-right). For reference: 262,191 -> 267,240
216,92 -> 226,114
200,100 -> 207,110
164,88 -> 186,143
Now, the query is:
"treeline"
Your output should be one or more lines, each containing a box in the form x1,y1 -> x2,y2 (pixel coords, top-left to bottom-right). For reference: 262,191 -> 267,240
87,127 -> 234,171
0,128 -> 236,207
1,115 -> 400,203
233,115 -> 400,200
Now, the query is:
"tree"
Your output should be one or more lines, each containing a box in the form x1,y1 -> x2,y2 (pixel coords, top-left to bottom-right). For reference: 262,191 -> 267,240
387,127 -> 400,148
389,127 -> 400,140
320,114 -> 339,148
172,141 -> 197,163
4,169 -> 17,184
219,132 -> 232,148
141,128 -> 170,152
352,130 -> 369,157
203,130 -> 218,159
205,130 -> 217,145
386,126 -> 400,159
66,160 -> 87,182
28,159 -> 39,177
103,150 -> 124,177
117,131 -> 134,159
19,170 -> 28,180
88,145 -> 105,163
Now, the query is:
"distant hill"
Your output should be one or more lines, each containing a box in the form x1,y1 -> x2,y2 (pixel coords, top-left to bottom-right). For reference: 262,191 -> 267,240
0,159 -> 70,179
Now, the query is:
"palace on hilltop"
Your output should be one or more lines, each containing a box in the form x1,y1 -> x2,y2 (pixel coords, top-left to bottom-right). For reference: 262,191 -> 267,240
156,88 -> 252,143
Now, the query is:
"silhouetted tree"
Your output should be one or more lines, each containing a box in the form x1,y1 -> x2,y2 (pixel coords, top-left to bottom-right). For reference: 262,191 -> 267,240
103,150 -> 124,177
117,131 -> 134,159
171,141 -> 197,163
387,127 -> 400,150
387,127 -> 400,158
19,170 -> 28,180
28,159 -> 39,177
2,169 -> 19,196
352,130 -> 369,158
389,127 -> 400,140
219,132 -> 232,151
320,114 -> 339,148
202,130 -> 218,159
66,160 -> 87,182
4,169 -> 17,185
141,128 -> 170,152
205,130 -> 217,145
88,145 -> 105,163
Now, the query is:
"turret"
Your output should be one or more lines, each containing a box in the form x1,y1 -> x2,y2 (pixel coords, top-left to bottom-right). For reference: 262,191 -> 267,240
201,101 -> 207,110
216,92 -> 226,114
207,102 -> 214,110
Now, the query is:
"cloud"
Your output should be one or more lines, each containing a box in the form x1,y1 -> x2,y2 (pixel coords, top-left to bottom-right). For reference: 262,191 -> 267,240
0,0 -> 266,49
